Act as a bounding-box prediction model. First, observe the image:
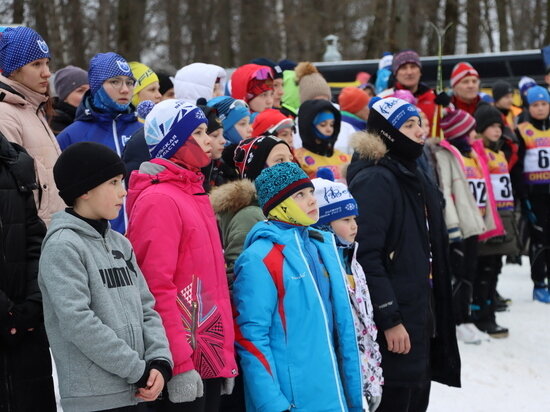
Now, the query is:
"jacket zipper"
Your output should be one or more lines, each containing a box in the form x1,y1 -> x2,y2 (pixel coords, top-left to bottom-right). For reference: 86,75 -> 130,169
111,119 -> 128,229
190,274 -> 198,350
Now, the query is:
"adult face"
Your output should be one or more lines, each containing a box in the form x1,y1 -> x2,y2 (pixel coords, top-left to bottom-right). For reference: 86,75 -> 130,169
395,63 -> 421,92
453,75 -> 480,103
10,58 -> 51,94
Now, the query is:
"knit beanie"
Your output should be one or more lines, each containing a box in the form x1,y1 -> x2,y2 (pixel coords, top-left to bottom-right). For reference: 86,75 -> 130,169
392,50 -> 421,75
392,89 -> 417,105
440,109 -> 476,140
312,178 -> 358,225
233,135 -> 290,180
0,27 -> 50,77
129,61 -> 159,107
251,58 -> 283,79
519,76 -> 537,98
474,104 -> 504,133
157,71 -> 174,95
197,104 -> 223,135
144,99 -> 207,159
526,85 -> 550,105
450,62 -> 479,88
278,59 -> 297,71
366,96 -> 423,160
207,96 -> 250,144
53,142 -> 126,206
378,52 -> 393,70
88,52 -> 134,95
295,62 -> 332,103
255,161 -> 314,216
252,108 -> 294,137
54,65 -> 88,102
231,64 -> 273,103
338,87 -> 370,114
492,80 -> 513,103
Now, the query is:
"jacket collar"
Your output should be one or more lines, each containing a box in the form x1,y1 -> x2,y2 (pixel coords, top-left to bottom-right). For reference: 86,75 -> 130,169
0,74 -> 49,109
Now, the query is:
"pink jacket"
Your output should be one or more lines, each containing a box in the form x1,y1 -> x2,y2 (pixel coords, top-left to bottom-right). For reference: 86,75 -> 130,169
0,75 -> 65,225
126,158 -> 237,378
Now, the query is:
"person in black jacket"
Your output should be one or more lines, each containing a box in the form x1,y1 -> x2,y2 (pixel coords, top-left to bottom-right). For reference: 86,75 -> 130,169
0,131 -> 56,411
347,97 -> 460,412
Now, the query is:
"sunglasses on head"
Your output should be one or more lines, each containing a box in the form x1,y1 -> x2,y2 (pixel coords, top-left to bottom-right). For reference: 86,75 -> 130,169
252,67 -> 273,81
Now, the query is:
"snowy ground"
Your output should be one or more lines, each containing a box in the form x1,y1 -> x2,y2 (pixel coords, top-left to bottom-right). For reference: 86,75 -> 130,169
52,258 -> 548,411
429,258 -> 550,412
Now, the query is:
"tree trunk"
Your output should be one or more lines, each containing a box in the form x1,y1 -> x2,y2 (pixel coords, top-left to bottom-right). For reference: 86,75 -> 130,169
12,0 -> 24,24
466,0 -> 481,53
482,0 -> 495,52
366,0 -> 388,58
443,0 -> 458,55
164,0 -> 183,69
495,0 -> 509,51
117,0 -> 146,61
47,0 -> 65,69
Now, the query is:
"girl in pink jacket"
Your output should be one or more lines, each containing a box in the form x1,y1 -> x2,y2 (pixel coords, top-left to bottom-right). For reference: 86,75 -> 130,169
126,99 -> 237,411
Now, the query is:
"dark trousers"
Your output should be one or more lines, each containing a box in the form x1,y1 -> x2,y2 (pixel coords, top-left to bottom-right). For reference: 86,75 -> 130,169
376,381 -> 431,412
153,378 -> 223,412
528,194 -> 550,284
473,255 -> 502,321
219,356 -> 245,412
450,235 -> 479,324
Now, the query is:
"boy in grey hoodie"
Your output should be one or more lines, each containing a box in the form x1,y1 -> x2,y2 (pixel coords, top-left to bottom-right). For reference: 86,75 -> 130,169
38,142 -> 172,412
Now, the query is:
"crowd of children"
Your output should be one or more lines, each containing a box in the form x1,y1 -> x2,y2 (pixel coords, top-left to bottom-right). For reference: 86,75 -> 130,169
0,25 -> 549,412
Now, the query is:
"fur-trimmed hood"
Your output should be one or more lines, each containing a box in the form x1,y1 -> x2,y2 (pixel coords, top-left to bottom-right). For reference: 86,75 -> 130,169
349,130 -> 388,161
210,178 -> 257,215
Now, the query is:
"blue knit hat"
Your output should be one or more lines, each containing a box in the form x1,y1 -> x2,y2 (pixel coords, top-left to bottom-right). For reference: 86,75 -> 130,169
255,162 -> 314,215
369,96 -> 420,130
207,96 -> 250,144
0,27 -> 50,77
144,99 -> 207,159
526,85 -> 550,105
88,52 -> 134,95
312,178 -> 358,225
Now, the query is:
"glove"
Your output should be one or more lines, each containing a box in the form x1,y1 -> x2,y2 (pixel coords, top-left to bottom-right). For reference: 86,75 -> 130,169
447,226 -> 463,243
434,91 -> 452,107
220,377 -> 235,395
521,199 -> 537,224
167,369 -> 203,403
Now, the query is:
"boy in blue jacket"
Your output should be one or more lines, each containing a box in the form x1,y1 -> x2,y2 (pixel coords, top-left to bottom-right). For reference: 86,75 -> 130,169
233,162 -> 364,412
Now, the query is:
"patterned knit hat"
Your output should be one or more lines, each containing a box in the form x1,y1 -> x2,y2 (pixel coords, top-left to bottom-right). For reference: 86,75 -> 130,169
144,99 -> 207,159
207,96 -> 250,144
312,178 -> 358,225
369,96 -> 420,130
526,85 -> 550,105
88,52 -> 134,95
519,76 -> 537,98
0,27 -> 50,77
255,162 -> 314,215
129,61 -> 159,107
450,62 -> 479,88
252,108 -> 294,137
392,50 -> 421,75
233,135 -> 290,180
440,109 -> 476,140
338,87 -> 370,114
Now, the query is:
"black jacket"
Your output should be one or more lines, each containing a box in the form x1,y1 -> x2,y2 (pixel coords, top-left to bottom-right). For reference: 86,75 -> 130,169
0,133 -> 55,411
347,131 -> 460,388
50,97 -> 77,136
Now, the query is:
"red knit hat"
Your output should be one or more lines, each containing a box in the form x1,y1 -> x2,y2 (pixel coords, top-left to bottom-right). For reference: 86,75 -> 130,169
338,87 -> 370,114
440,109 -> 477,140
252,108 -> 294,137
450,62 -> 479,88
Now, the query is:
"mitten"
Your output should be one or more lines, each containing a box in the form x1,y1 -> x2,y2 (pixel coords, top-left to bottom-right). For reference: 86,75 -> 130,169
447,226 -> 462,243
167,369 -> 203,403
221,377 -> 235,395
434,91 -> 451,107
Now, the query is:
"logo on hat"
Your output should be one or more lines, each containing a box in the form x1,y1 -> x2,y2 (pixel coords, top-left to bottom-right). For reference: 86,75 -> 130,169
37,39 -> 49,54
116,60 -> 131,73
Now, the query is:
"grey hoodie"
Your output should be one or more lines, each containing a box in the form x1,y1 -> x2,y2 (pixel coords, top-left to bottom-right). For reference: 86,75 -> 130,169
38,211 -> 172,412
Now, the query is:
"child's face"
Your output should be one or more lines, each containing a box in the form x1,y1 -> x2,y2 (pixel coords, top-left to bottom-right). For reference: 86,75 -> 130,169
209,128 -> 226,160
137,81 -> 162,104
330,216 -> 358,243
191,123 -> 213,157
272,78 -> 284,108
399,117 -> 424,144
529,100 -> 550,120
291,187 -> 318,221
235,116 -> 253,139
316,119 -> 335,137
275,127 -> 294,148
482,123 -> 502,143
249,89 -> 274,113
265,144 -> 293,167
77,174 -> 126,220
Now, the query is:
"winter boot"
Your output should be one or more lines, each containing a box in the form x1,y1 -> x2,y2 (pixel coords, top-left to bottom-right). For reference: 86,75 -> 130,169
533,284 -> 550,303
474,319 -> 509,338
495,291 -> 510,312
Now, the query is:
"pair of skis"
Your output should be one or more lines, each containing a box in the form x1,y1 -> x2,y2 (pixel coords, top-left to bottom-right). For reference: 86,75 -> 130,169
430,22 -> 453,139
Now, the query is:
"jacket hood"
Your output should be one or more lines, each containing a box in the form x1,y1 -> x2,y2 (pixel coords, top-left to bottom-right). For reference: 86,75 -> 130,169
0,74 -> 48,109
172,63 -> 226,104
297,99 -> 341,156
126,158 -> 204,217
44,210 -> 104,245
0,134 -> 37,192
210,178 -> 257,214
346,130 -> 389,184
75,91 -> 137,123
230,64 -> 270,102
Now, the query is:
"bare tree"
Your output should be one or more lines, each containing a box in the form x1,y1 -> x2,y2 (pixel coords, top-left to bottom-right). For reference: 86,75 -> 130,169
366,0 -> 390,58
495,0 -> 509,51
13,0 -> 24,23
117,0 -> 146,61
443,0 -> 458,55
466,0 -> 481,53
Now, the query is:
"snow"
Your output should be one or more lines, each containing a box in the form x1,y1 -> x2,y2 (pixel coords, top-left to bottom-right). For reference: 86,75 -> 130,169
429,258 -> 550,412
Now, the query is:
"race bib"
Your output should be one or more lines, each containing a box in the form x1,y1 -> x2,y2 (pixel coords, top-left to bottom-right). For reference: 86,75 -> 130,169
467,178 -> 487,214
524,147 -> 550,184
491,173 -> 514,210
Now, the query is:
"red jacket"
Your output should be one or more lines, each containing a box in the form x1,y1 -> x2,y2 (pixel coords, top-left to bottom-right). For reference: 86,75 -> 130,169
126,158 -> 237,378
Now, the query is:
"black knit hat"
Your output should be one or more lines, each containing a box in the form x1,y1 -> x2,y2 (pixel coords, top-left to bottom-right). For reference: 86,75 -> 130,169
474,103 -> 504,133
156,71 -> 174,95
197,104 -> 223,135
492,80 -> 513,103
54,142 -> 126,206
